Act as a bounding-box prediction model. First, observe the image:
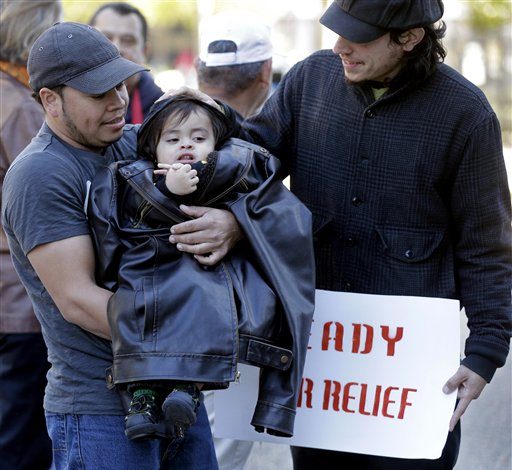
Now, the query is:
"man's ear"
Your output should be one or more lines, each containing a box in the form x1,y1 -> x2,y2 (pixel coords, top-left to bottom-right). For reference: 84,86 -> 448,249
259,59 -> 273,86
143,42 -> 151,62
39,87 -> 62,118
400,27 -> 425,52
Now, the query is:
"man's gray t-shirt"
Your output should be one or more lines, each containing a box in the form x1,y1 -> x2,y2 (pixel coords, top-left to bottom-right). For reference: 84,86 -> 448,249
2,123 -> 138,414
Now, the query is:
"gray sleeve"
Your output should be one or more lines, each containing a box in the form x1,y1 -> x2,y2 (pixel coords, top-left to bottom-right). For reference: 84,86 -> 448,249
3,151 -> 90,255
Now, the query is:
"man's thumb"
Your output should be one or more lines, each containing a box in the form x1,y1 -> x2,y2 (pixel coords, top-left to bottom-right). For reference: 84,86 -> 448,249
443,372 -> 462,394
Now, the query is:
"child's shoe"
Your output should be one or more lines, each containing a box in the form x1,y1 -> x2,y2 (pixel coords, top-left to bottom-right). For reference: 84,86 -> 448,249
125,389 -> 166,440
162,384 -> 201,438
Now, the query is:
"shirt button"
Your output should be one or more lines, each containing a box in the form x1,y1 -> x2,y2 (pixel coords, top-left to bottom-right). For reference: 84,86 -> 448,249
351,196 -> 362,206
344,282 -> 352,291
405,249 -> 414,259
365,109 -> 375,118
280,355 -> 289,365
346,237 -> 356,247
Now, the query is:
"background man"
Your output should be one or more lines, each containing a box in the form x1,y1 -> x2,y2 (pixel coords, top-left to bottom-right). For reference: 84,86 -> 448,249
2,22 -> 234,468
89,2 -> 163,124
0,1 -> 61,468
196,12 -> 274,470
196,11 -> 273,120
234,0 -> 512,468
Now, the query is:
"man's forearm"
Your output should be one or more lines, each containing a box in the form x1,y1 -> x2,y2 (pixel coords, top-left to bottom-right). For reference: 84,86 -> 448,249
58,285 -> 112,340
28,235 -> 113,340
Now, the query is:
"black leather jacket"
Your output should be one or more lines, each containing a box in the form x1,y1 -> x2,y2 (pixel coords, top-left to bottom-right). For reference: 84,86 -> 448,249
88,138 -> 315,436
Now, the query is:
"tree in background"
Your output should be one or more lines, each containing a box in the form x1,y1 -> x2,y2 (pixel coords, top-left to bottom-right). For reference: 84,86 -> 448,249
467,0 -> 510,30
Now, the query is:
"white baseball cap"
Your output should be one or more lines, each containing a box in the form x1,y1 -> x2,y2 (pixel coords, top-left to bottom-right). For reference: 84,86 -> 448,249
199,12 -> 272,67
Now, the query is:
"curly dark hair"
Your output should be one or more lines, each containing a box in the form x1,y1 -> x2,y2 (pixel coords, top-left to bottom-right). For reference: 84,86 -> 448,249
388,22 -> 447,86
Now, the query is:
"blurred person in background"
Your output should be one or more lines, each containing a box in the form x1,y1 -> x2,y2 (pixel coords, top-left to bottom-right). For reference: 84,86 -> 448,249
196,11 -> 273,120
0,1 -> 62,469
89,2 -> 163,124
195,12 -> 274,470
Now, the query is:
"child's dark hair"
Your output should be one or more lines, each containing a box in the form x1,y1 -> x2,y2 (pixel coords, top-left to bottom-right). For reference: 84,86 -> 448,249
137,95 -> 232,162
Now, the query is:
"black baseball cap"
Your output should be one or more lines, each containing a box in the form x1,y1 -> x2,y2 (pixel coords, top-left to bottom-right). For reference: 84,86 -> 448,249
28,22 -> 147,94
320,0 -> 444,43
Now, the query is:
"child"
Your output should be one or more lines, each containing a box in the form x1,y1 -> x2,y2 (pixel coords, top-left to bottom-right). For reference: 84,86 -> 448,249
88,96 -> 315,441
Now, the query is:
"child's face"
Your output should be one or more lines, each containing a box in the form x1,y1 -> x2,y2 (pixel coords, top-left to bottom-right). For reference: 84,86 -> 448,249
155,109 -> 215,165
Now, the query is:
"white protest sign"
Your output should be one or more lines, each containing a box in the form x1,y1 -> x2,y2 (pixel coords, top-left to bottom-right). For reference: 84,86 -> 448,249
214,290 -> 460,459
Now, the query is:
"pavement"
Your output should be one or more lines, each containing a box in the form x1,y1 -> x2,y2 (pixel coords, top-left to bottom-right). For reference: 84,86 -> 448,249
243,312 -> 512,469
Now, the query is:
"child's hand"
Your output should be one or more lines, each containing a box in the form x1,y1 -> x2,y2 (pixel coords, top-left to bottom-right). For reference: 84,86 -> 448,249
154,163 -> 171,176
156,163 -> 199,195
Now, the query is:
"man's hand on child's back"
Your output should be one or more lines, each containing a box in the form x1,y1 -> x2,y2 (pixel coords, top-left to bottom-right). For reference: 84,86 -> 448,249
169,206 -> 243,266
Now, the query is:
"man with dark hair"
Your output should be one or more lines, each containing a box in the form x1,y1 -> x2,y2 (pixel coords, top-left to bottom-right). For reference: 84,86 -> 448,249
90,2 -> 162,124
230,0 -> 511,468
196,11 -> 273,120
2,21 -> 238,469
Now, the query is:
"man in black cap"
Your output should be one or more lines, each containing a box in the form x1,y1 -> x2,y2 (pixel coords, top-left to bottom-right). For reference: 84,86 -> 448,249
232,0 -> 511,468
1,22 -> 231,468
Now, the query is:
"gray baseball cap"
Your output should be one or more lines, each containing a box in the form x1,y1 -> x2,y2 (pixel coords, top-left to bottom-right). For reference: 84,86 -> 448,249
28,22 -> 147,94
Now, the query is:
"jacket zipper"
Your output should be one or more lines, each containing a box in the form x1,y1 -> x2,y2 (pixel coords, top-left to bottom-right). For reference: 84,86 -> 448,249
220,262 -> 239,381
133,202 -> 152,228
238,178 -> 249,192
203,157 -> 252,206
127,178 -> 185,225
204,179 -> 244,206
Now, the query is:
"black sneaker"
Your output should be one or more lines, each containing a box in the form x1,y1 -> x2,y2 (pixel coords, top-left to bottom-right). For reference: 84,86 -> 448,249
162,385 -> 201,439
125,391 -> 166,440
